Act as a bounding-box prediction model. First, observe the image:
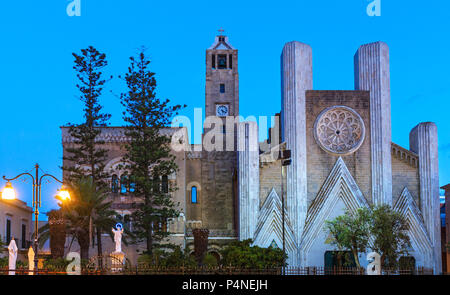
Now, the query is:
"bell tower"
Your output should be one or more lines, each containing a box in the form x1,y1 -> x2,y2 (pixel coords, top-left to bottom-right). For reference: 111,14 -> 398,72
205,32 -> 239,119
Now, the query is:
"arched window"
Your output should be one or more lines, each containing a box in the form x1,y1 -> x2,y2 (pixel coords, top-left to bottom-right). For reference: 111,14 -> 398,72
162,175 -> 168,193
191,186 -> 198,203
120,175 -> 128,194
111,175 -> 119,193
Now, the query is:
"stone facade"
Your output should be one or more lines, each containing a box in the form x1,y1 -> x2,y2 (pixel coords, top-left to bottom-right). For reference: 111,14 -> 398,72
249,40 -> 441,272
0,199 -> 33,262
60,35 -> 442,272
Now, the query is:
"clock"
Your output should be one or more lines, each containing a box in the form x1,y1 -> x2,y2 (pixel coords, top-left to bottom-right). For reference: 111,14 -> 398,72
216,104 -> 229,117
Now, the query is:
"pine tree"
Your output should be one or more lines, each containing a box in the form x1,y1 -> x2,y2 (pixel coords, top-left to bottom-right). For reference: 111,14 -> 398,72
120,49 -> 185,254
63,46 -> 112,259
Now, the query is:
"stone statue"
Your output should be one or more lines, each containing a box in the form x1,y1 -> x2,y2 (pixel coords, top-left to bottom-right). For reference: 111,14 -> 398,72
8,238 -> 18,275
28,246 -> 35,275
112,224 -> 124,253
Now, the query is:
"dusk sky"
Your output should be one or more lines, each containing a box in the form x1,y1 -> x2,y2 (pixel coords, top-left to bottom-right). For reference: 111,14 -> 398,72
0,0 -> 448,219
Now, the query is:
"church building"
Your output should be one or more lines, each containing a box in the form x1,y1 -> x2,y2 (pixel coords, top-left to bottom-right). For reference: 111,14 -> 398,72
61,34 -> 442,273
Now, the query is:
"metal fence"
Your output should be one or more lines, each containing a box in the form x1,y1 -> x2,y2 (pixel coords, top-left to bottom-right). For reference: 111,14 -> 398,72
0,266 -> 435,275
0,267 -> 103,275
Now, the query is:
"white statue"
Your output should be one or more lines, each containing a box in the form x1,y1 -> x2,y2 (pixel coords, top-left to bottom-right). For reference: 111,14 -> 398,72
8,238 -> 18,275
28,246 -> 35,275
112,224 -> 124,253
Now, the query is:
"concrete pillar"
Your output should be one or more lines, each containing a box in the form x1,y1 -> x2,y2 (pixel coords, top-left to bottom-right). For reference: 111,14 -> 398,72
281,41 -> 312,265
442,184 -> 450,274
354,41 -> 393,206
410,122 -> 442,273
237,121 -> 259,240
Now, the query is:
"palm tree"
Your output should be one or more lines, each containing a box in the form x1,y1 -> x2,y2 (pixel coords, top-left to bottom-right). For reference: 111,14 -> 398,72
66,177 -> 118,261
39,177 -> 118,262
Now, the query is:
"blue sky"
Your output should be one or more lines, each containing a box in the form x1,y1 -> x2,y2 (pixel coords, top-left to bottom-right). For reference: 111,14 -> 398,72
0,0 -> 449,219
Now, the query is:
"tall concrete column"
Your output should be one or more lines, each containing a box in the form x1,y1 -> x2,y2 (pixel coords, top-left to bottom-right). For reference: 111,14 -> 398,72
354,41 -> 393,206
281,41 -> 312,265
410,122 -> 442,273
237,121 -> 259,240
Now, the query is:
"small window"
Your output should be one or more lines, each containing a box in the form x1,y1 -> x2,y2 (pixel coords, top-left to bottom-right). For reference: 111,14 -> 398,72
218,55 -> 227,69
120,175 -> 128,194
6,218 -> 11,244
162,175 -> 168,193
220,84 -> 225,93
229,54 -> 233,69
212,55 -> 216,69
112,174 -> 119,193
21,224 -> 26,249
129,175 -> 136,193
191,186 -> 198,203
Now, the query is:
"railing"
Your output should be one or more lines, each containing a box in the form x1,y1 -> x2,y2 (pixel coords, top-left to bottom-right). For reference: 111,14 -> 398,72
0,267 -> 103,275
0,266 -> 435,275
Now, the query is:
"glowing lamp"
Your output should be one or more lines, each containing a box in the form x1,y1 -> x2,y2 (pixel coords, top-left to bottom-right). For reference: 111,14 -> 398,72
2,181 -> 16,200
57,185 -> 71,201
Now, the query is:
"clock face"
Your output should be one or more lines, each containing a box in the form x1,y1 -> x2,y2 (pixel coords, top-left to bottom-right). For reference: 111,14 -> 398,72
216,104 -> 229,117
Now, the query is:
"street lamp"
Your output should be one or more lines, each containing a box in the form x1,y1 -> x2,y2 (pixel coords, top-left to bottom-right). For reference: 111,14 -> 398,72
1,163 -> 70,274
279,149 -> 291,276
1,181 -> 16,200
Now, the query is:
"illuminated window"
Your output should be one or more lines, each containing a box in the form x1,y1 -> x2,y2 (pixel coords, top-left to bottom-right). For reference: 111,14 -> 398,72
112,174 -> 119,193
191,186 -> 198,203
129,175 -> 136,193
120,175 -> 128,194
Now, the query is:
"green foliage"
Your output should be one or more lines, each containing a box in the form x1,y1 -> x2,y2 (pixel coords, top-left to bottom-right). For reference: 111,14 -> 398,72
43,258 -> 70,271
370,205 -> 411,268
63,46 -> 111,186
324,205 -> 411,269
0,235 -> 5,253
119,48 -> 185,254
324,207 -> 371,267
137,246 -> 196,267
62,46 -> 115,259
0,257 -> 28,268
0,257 -> 7,267
220,239 -> 286,269
60,177 -> 117,260
203,253 -> 219,267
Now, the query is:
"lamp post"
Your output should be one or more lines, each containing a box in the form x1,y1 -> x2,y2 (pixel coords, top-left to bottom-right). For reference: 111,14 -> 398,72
280,150 -> 291,276
1,163 -> 70,274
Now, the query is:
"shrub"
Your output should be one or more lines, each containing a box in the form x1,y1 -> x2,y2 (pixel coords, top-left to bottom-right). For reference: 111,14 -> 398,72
137,246 -> 196,267
202,253 -> 218,267
220,239 -> 286,269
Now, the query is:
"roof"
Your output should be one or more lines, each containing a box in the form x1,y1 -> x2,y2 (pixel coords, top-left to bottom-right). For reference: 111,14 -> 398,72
441,184 -> 450,190
208,35 -> 235,50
